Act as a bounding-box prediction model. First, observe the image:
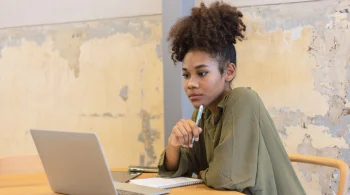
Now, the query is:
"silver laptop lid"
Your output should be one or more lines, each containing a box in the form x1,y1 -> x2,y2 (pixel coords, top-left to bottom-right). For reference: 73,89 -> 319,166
30,129 -> 117,195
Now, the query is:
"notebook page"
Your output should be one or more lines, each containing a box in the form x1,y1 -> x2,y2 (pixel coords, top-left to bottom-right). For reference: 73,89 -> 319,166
129,177 -> 203,189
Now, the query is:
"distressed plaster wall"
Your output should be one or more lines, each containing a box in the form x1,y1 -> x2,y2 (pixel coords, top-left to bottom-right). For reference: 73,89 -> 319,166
230,0 -> 350,194
0,15 -> 164,168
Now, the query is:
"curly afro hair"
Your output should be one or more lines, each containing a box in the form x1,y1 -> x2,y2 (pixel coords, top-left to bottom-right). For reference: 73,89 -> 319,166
167,1 -> 246,74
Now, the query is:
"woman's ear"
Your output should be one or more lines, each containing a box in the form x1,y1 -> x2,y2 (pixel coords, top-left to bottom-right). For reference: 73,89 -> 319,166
225,63 -> 236,82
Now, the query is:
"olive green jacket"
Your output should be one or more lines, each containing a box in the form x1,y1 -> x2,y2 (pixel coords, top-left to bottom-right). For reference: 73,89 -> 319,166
158,87 -> 305,195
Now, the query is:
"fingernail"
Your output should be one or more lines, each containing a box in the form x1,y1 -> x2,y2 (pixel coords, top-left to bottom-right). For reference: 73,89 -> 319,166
190,144 -> 193,148
195,137 -> 199,141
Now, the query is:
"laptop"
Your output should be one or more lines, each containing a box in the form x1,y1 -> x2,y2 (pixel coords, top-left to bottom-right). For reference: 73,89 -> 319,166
30,129 -> 170,195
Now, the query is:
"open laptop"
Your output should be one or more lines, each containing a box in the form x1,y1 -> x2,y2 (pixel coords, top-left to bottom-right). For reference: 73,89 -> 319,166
30,129 -> 170,195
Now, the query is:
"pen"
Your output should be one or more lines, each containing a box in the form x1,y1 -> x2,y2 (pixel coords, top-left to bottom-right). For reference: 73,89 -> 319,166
192,104 -> 204,144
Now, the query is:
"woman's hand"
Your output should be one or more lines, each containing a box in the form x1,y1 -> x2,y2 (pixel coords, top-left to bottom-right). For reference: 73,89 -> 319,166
168,119 -> 202,148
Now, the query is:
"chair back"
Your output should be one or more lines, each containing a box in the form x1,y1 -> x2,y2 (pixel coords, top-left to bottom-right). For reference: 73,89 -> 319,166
289,153 -> 349,195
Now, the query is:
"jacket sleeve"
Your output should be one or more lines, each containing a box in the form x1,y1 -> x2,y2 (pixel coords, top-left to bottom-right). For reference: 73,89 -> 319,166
157,109 -> 203,178
200,88 -> 260,192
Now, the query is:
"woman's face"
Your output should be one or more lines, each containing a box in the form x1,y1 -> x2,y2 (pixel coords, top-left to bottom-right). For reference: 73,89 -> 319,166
182,50 -> 233,109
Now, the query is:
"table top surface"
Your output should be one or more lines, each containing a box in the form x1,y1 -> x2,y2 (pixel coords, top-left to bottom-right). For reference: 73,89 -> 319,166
0,171 -> 244,195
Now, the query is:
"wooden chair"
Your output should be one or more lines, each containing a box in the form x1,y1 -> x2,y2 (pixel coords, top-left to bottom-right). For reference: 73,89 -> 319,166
289,153 -> 350,195
0,154 -> 44,175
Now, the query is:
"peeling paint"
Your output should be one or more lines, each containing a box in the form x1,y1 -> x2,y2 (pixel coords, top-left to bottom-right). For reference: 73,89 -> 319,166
140,68 -> 144,98
269,108 -> 314,136
285,26 -> 303,41
138,110 -> 160,166
51,30 -> 85,78
236,1 -> 350,194
103,112 -> 113,118
119,85 -> 129,101
155,43 -> 162,60
285,124 -> 348,153
328,95 -> 346,125
297,135 -> 340,194
0,29 -> 47,59
84,17 -> 160,46
0,15 -> 162,78
82,113 -> 125,118
0,14 -> 163,170
243,4 -> 327,32
339,147 -> 350,167
139,154 -> 145,166
90,113 -> 100,117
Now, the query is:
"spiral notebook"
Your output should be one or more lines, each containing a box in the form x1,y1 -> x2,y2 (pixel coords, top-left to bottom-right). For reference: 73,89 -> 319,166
129,177 -> 203,189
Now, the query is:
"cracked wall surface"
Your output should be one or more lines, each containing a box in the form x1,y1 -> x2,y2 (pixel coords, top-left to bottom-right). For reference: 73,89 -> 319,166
0,15 -> 164,168
232,0 -> 350,194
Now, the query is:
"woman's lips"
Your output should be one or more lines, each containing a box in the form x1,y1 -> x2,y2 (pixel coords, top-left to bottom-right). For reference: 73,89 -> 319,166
189,94 -> 202,100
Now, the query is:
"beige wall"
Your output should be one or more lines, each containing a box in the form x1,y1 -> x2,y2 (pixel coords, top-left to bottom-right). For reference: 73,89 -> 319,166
0,0 -> 164,169
0,14 -> 163,167
0,0 -> 161,28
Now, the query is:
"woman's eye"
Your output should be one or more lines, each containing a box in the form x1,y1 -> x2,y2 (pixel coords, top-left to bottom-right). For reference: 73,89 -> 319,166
198,72 -> 208,77
182,73 -> 190,79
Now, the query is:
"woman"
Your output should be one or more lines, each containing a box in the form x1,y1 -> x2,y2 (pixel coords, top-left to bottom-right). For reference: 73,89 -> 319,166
157,1 -> 306,195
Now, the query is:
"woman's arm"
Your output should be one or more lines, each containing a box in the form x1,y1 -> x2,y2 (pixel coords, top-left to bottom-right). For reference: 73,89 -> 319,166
158,109 -> 206,177
164,141 -> 181,171
158,136 -> 205,177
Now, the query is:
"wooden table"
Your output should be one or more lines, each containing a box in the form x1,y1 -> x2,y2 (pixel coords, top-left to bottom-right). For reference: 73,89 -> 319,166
0,172 -> 244,195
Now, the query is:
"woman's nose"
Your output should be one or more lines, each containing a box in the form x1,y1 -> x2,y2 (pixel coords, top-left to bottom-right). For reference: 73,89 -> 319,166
187,77 -> 199,89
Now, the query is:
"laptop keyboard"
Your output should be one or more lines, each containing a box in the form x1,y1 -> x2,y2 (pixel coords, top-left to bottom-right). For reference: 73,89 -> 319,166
116,189 -> 144,195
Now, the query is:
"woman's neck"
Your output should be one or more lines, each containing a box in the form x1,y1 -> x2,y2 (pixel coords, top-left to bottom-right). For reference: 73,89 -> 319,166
208,86 -> 232,115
